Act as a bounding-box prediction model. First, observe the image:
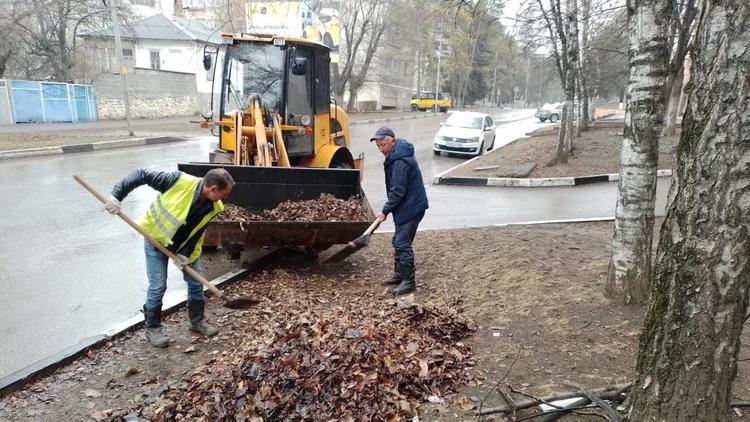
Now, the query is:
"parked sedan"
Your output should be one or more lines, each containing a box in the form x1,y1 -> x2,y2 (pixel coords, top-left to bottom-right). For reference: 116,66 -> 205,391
535,102 -> 563,122
433,111 -> 496,157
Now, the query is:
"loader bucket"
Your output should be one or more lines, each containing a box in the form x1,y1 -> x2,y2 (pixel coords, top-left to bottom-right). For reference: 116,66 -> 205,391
177,163 -> 374,250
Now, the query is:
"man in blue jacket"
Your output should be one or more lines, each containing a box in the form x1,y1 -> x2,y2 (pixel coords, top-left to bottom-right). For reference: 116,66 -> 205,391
372,127 -> 429,295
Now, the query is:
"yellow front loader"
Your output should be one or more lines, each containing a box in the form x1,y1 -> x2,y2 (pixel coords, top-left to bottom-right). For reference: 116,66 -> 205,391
179,34 -> 373,251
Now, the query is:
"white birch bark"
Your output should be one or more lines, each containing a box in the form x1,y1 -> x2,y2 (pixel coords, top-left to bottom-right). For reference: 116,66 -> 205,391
554,0 -> 579,163
605,0 -> 671,304
628,0 -> 750,417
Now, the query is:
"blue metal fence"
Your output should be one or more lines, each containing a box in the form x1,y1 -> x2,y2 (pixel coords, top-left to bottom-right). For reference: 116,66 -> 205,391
5,79 -> 97,124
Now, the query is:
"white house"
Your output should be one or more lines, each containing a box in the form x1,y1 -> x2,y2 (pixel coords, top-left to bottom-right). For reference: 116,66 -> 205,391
79,13 -> 221,118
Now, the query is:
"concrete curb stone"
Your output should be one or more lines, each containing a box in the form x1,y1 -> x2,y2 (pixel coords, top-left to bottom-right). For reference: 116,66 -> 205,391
435,169 -> 673,187
348,112 -> 440,126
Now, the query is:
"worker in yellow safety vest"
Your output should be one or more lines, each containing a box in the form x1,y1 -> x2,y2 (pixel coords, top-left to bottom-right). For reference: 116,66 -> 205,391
104,168 -> 234,348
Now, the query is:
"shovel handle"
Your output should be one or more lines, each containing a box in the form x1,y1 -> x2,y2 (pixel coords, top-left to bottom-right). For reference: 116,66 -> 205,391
73,175 -> 223,298
363,219 -> 381,237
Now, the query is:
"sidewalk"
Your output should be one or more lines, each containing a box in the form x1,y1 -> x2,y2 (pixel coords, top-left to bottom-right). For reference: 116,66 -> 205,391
0,111 -> 439,154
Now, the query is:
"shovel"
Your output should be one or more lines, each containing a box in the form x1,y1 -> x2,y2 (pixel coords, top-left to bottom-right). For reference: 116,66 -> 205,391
318,219 -> 382,264
73,175 -> 256,310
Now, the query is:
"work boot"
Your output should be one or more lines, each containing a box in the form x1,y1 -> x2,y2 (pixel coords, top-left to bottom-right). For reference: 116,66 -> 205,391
392,263 -> 416,296
187,300 -> 218,337
142,305 -> 169,348
382,263 -> 403,286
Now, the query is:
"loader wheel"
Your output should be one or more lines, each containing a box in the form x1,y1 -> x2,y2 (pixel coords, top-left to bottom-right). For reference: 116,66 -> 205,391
330,160 -> 353,169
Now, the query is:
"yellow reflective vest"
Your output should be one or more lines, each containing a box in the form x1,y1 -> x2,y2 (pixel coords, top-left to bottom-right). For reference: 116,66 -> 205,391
139,174 -> 224,263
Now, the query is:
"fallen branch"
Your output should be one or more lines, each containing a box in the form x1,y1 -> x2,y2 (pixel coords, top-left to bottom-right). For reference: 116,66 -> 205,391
477,346 -> 522,420
565,381 -> 622,422
475,383 -> 631,416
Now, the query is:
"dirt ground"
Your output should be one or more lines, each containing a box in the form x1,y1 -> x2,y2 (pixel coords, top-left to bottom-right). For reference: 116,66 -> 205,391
447,123 -> 678,179
3,222 -> 750,421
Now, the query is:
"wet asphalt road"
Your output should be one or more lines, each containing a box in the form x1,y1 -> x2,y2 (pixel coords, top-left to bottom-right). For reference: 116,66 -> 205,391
0,109 -> 670,379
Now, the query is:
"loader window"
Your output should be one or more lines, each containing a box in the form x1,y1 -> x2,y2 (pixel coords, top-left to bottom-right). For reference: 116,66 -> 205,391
222,43 -> 284,116
284,47 -> 315,157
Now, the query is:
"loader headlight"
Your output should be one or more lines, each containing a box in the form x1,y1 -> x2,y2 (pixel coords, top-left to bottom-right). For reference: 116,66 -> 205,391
300,114 -> 312,126
201,108 -> 214,120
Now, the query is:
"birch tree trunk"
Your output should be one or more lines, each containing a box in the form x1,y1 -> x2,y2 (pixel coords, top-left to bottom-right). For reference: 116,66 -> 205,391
554,0 -> 579,163
627,0 -> 750,418
605,0 -> 671,305
578,0 -> 592,131
663,64 -> 685,135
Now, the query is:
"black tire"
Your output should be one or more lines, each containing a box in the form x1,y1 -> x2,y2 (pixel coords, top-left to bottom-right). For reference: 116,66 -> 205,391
538,118 -> 547,122
488,136 -> 495,151
411,105 -> 418,112
330,160 -> 353,169
439,107 -> 448,113
433,149 -> 441,156
477,141 -> 484,156
550,114 -> 559,123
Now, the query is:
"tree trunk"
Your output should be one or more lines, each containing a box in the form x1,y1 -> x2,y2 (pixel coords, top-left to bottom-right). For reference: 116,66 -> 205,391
346,79 -> 362,112
605,0 -> 672,305
627,0 -> 750,419
663,64 -> 685,135
553,0 -> 579,163
578,0 -> 592,131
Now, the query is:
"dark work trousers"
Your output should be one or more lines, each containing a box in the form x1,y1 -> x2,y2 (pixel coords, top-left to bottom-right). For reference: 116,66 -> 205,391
392,211 -> 425,267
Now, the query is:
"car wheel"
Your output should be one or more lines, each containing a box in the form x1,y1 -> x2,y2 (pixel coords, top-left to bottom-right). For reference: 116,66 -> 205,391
488,136 -> 495,151
433,149 -> 441,156
439,107 -> 447,113
411,105 -> 418,112
538,118 -> 547,122
550,114 -> 559,123
477,141 -> 484,156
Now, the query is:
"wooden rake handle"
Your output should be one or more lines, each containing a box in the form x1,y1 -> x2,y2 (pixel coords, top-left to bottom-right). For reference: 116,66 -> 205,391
73,175 -> 223,298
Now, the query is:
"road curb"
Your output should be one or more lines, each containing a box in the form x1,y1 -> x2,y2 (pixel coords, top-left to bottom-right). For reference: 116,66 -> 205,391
0,136 -> 189,161
435,170 -> 673,187
0,267 -> 251,398
349,112 -> 442,126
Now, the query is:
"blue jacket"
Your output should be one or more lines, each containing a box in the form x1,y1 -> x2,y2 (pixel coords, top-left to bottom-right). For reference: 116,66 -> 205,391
382,139 -> 428,224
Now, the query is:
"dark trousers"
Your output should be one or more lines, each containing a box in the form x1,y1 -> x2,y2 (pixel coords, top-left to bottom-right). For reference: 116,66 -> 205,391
392,211 -> 425,267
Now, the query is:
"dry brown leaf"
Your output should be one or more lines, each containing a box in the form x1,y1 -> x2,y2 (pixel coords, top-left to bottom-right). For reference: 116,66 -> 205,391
419,360 -> 429,377
125,367 -> 140,377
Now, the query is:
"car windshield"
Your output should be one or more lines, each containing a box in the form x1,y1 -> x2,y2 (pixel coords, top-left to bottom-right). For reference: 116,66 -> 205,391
223,42 -> 284,116
445,113 -> 483,129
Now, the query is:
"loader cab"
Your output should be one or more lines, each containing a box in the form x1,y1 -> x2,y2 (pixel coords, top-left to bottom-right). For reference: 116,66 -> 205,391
216,36 -> 333,163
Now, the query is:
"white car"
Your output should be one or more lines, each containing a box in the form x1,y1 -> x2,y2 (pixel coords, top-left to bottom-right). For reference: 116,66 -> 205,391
535,102 -> 563,122
433,111 -> 496,157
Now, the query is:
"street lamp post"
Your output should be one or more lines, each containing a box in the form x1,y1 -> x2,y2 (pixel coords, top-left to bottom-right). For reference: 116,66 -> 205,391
434,35 -> 442,113
107,0 -> 134,136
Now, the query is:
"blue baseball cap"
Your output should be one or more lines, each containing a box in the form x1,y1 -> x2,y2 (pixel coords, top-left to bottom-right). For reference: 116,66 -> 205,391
370,126 -> 395,142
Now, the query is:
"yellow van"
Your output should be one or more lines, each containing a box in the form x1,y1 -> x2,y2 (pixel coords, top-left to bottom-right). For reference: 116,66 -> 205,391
410,92 -> 451,112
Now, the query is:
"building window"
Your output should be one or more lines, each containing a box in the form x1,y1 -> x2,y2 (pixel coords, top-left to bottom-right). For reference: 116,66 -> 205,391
183,0 -> 206,7
122,48 -> 134,70
150,50 -> 161,70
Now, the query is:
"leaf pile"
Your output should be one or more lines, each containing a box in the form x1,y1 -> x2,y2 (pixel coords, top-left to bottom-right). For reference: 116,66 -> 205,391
215,193 -> 369,223
140,305 -> 475,421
